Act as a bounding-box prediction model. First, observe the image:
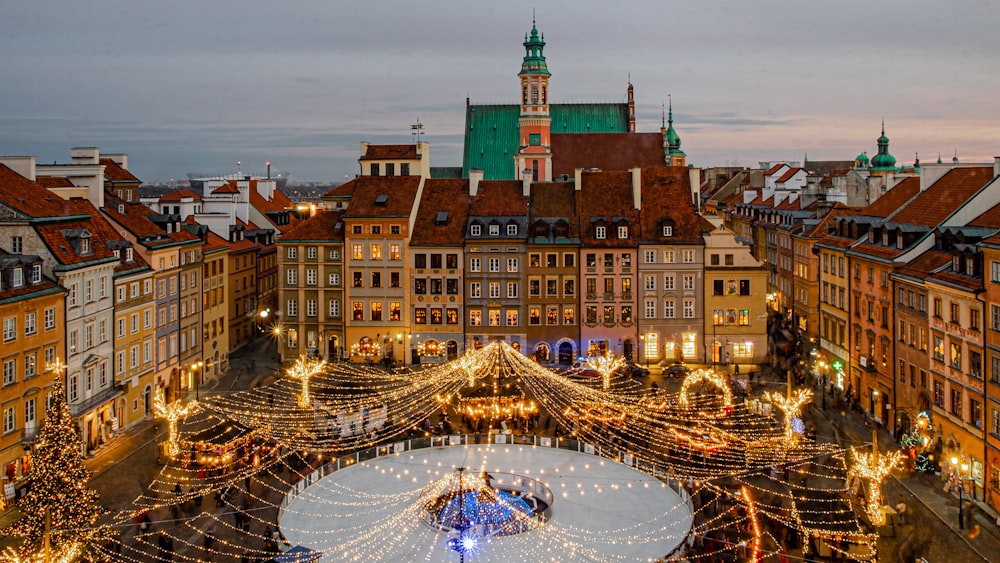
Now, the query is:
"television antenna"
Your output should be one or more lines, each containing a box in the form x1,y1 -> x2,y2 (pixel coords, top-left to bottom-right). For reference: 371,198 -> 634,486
411,119 -> 425,144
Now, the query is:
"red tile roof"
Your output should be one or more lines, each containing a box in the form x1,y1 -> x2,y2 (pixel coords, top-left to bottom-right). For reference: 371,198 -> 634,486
280,209 -> 346,242
0,250 -> 63,302
776,167 -> 802,183
638,167 -> 713,244
160,189 -> 201,202
550,133 -> 665,178
103,196 -> 200,247
859,176 -> 920,219
468,180 -> 528,217
527,181 -> 579,238
889,167 -> 992,226
87,205 -> 152,274
341,176 -> 422,219
410,179 -> 471,246
360,144 -> 419,161
968,200 -> 1000,227
894,249 -> 950,280
35,176 -> 75,188
0,164 -> 71,218
249,183 -> 298,234
765,164 -> 786,176
99,158 -> 141,183
576,170 -> 640,246
34,199 -> 118,267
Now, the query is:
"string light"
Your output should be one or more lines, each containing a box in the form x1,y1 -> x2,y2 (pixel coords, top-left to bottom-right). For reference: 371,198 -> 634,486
763,388 -> 813,445
584,353 -> 623,391
15,343 -> 881,561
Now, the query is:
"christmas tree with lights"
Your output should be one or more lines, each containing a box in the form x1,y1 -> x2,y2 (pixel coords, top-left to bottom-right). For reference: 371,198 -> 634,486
4,367 -> 108,556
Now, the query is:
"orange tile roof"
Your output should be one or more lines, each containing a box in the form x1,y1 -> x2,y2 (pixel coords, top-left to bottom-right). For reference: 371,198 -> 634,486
99,158 -> 141,183
211,183 -> 239,194
360,144 -> 419,161
889,167 -> 992,226
410,179 -> 471,246
765,164 -> 786,176
203,231 -> 231,253
0,164 -> 72,218
160,189 -> 201,202
88,206 -> 152,274
342,176 -> 422,218
280,209 -> 346,242
550,133 -> 665,178
849,242 -> 904,260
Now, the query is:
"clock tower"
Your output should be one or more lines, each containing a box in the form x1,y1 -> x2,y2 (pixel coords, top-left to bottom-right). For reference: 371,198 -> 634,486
515,20 -> 552,182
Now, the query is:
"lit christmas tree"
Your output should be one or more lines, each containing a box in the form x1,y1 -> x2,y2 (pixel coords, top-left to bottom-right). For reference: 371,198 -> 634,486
4,362 -> 108,557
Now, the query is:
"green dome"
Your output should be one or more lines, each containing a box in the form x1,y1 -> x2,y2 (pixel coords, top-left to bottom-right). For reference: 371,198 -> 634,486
870,122 -> 896,170
855,151 -> 869,167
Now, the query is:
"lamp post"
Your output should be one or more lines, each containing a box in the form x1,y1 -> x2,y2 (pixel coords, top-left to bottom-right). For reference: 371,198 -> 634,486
951,456 -> 969,529
191,360 -> 204,401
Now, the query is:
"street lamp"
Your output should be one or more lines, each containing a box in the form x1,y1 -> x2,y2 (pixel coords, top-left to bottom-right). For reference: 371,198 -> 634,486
191,360 -> 204,401
951,456 -> 969,529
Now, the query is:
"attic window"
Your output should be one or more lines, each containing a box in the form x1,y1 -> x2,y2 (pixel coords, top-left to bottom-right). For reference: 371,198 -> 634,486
118,204 -> 125,213
470,223 -> 481,237
126,248 -> 134,262
663,226 -> 673,237
31,264 -> 41,284
506,223 -> 517,236
375,194 -> 388,206
435,211 -> 449,225
80,235 -> 90,254
489,224 -> 500,236
617,225 -> 628,239
12,268 -> 24,288
595,225 -> 606,240
881,231 -> 888,246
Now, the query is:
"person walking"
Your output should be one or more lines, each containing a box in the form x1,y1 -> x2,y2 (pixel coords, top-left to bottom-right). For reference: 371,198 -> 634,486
895,499 -> 907,525
156,532 -> 174,561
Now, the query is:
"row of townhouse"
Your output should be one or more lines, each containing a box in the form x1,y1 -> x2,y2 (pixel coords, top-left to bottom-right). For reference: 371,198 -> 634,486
0,148 -> 298,516
720,155 -> 1000,510
276,148 -> 768,381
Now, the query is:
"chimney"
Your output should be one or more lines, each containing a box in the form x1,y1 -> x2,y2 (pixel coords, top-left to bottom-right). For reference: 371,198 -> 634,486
688,168 -> 701,212
574,168 -> 584,191
0,156 -> 36,181
71,147 -> 100,164
631,167 -> 642,210
522,173 -> 531,197
469,169 -> 483,197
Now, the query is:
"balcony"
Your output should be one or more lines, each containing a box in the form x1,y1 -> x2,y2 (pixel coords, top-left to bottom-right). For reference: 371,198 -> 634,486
69,385 -> 124,418
20,426 -> 40,444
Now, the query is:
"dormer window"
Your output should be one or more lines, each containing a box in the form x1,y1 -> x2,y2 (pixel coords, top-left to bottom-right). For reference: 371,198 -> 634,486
617,225 -> 628,239
595,225 -> 606,240
470,223 -> 482,236
882,231 -> 888,246
126,248 -> 134,262
953,256 -> 960,272
966,257 -> 975,276
31,264 -> 41,284
506,223 -> 518,236
489,223 -> 500,236
12,268 -> 23,288
113,249 -> 120,259
80,237 -> 89,253
896,233 -> 903,249
663,225 -> 673,237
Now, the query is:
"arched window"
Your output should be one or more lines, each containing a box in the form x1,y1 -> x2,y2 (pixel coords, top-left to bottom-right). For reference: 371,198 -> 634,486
541,86 -> 547,103
523,86 -> 528,105
531,87 -> 538,103
532,160 -> 539,181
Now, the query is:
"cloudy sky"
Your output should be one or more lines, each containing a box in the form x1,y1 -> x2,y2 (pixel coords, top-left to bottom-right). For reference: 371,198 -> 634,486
1,0 -> 997,183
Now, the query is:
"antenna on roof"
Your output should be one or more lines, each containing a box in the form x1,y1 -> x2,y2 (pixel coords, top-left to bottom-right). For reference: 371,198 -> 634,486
237,161 -> 242,176
411,119 -> 425,144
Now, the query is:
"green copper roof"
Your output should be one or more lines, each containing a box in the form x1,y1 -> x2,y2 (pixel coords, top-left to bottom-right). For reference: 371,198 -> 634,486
462,103 -> 629,179
870,122 -> 896,170
854,151 -> 870,167
520,23 -> 550,76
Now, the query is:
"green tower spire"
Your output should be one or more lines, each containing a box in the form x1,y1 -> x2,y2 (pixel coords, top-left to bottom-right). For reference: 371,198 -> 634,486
870,120 -> 896,170
520,19 -> 549,76
665,96 -> 683,154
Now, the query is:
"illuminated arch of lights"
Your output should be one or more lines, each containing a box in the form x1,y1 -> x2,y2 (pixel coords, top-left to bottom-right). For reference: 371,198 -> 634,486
27,341 -> 884,562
